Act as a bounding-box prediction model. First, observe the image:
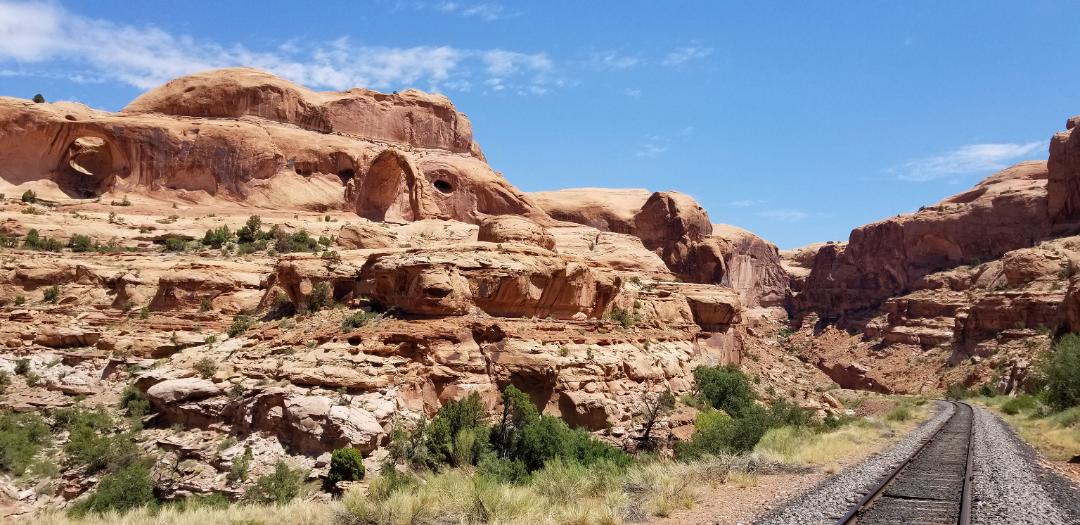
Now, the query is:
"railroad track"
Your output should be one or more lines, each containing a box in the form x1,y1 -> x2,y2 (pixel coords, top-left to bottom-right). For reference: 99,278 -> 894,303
836,401 -> 975,525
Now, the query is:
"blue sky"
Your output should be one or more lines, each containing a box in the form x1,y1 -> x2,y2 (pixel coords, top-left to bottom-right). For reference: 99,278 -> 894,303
1,1 -> 1077,248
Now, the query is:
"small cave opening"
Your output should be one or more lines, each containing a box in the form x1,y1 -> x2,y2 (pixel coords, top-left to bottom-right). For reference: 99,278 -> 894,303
433,179 -> 454,194
337,169 -> 355,185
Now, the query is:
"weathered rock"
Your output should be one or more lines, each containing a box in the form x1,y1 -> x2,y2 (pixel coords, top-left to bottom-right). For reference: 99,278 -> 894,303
477,215 -> 556,251
336,222 -> 396,249
146,378 -> 222,405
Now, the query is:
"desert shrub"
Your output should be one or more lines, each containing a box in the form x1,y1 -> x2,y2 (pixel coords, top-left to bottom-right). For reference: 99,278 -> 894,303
604,305 -> 639,328
194,357 -> 218,379
1040,333 -> 1080,410
201,225 -> 233,248
945,382 -> 972,400
885,406 -> 912,421
32,94 -> 45,103
0,410 -> 50,475
163,237 -> 188,252
244,461 -> 309,505
13,295 -> 25,306
318,235 -> 333,247
228,446 -> 253,483
168,492 -> 230,512
199,296 -> 213,312
0,371 -> 8,394
308,281 -> 332,312
23,229 -> 64,252
119,385 -> 151,418
14,358 -> 30,375
273,228 -> 319,253
58,406 -> 139,473
426,392 -> 489,467
42,285 -> 60,303
67,461 -> 156,517
236,215 -> 263,244
341,309 -> 380,331
693,365 -> 756,417
228,315 -> 253,337
21,189 -> 36,203
111,195 -> 132,206
326,447 -> 365,489
1002,395 -> 1038,415
0,233 -> 17,248
69,234 -> 93,252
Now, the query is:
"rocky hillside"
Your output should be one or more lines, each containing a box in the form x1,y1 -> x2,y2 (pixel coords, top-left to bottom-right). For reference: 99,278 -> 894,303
790,115 -> 1080,394
0,69 -> 837,517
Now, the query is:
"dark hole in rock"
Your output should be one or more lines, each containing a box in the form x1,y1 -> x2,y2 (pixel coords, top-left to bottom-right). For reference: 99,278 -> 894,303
64,114 -> 76,121
424,286 -> 452,299
433,179 -> 453,194
347,335 -> 362,346
337,169 -> 355,185
184,86 -> 196,93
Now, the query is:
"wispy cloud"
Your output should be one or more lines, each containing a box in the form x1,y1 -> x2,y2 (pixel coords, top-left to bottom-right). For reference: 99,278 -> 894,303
0,1 -> 553,93
894,141 -> 1047,182
662,45 -> 713,66
586,50 -> 641,70
435,2 -> 509,21
757,209 -> 810,222
730,199 -> 766,208
636,135 -> 669,158
621,87 -> 642,98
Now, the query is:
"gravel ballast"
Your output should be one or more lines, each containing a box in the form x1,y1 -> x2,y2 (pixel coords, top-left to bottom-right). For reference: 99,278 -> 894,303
756,400 -> 954,525
756,401 -> 1080,525
971,405 -> 1080,524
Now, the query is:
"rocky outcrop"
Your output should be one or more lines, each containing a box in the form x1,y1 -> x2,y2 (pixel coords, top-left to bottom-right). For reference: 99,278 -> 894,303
1048,115 -> 1080,226
359,243 -> 620,319
477,215 -> 556,251
798,161 -> 1052,324
124,68 -> 482,157
528,188 -> 790,303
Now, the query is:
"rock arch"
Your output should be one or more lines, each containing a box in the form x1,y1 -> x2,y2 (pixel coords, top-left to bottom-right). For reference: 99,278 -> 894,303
355,149 -> 434,222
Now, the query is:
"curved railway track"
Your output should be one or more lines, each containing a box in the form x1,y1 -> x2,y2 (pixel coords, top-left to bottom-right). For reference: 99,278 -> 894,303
836,401 -> 975,525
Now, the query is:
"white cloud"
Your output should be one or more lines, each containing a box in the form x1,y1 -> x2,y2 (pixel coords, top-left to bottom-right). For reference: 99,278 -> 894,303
662,45 -> 713,66
757,209 -> 810,222
895,141 -> 1047,181
621,87 -> 642,98
586,50 -> 641,70
435,2 -> 508,21
636,135 -> 669,158
0,1 -> 553,93
730,199 -> 766,208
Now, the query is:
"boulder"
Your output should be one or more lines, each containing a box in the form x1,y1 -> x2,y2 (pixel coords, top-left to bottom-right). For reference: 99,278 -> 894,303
146,378 -> 222,405
477,215 -> 556,251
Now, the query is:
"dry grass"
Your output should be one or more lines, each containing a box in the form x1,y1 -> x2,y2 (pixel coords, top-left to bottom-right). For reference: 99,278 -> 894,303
978,397 -> 1080,462
25,499 -> 336,525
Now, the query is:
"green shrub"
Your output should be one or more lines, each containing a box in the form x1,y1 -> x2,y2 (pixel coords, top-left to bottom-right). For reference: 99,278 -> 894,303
21,190 -> 36,203
228,315 -> 253,337
119,385 -> 151,418
194,357 -> 217,379
1040,333 -> 1080,410
885,406 -> 912,421
945,382 -> 972,400
14,358 -> 30,375
58,406 -> 139,473
202,225 -> 234,248
43,285 -> 60,303
68,461 -> 156,517
169,492 -> 230,512
13,295 -> 25,306
23,229 -> 64,252
1002,395 -> 1038,415
273,228 -> 319,253
693,365 -> 756,418
69,234 -> 93,252
244,461 -> 308,505
163,237 -> 188,252
0,371 -> 8,394
326,447 -> 365,488
0,411 -> 50,475
308,282 -> 332,312
604,306 -> 639,328
228,446 -> 253,484
236,215 -> 263,244
341,309 -> 380,331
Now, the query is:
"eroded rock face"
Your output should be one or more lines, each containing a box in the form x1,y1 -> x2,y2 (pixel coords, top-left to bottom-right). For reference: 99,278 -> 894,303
798,161 -> 1052,324
124,68 -> 481,156
477,215 -> 556,251
1048,116 -> 1080,225
360,243 -> 619,319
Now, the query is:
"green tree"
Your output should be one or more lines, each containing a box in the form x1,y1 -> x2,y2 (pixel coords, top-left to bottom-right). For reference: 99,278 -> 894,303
32,94 -> 45,104
693,365 -> 756,417
326,447 -> 365,489
1041,333 -> 1080,410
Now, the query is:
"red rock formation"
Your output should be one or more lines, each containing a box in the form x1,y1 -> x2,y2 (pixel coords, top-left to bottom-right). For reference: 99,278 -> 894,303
1048,115 -> 1080,226
798,161 -> 1051,324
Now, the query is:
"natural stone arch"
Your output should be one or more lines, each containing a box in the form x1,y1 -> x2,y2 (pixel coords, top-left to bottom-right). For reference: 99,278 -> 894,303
54,128 -> 129,198
355,149 -> 434,222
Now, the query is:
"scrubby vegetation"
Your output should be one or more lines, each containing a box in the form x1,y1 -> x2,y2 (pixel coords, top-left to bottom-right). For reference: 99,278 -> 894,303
227,314 -> 254,337
0,411 -> 51,475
